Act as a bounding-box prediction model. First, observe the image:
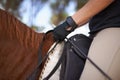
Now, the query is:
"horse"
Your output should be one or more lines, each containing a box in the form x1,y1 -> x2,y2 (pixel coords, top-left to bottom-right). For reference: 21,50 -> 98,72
1,8 -> 120,80
0,9 -> 54,80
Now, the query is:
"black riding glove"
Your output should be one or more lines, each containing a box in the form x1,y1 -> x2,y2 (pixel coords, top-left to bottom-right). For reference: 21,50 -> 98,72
53,16 -> 78,41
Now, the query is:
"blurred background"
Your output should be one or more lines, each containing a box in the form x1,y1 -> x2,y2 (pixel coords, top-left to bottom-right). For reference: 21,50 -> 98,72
0,0 -> 89,35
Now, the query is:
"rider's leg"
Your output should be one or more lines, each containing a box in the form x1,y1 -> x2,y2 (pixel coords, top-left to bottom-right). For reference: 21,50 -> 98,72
80,28 -> 120,80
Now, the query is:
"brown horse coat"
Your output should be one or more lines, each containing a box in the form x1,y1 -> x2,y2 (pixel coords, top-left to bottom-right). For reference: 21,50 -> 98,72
0,9 -> 54,80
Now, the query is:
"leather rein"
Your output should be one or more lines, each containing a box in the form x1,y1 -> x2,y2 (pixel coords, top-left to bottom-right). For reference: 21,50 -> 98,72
27,30 -> 59,80
43,37 -> 112,80
28,31 -> 112,80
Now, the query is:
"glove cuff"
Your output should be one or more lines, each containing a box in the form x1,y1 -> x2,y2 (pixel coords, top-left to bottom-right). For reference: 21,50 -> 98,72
66,16 -> 78,31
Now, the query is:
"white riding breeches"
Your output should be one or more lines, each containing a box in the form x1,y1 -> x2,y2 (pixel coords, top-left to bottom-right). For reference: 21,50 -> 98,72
80,28 -> 120,80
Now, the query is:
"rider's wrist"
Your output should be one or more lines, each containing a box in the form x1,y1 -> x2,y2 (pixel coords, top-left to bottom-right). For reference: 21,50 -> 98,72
66,16 -> 78,31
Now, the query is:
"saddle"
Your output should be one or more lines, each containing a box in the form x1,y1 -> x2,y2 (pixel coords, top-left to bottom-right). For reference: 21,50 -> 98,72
60,34 -> 92,80
43,34 -> 92,80
43,33 -> 112,80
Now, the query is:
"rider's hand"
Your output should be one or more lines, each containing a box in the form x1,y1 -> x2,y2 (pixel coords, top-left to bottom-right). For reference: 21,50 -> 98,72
53,16 -> 78,41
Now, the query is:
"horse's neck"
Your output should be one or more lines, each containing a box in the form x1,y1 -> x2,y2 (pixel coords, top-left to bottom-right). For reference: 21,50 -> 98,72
0,9 -> 44,49
0,9 -> 55,80
0,9 -> 55,54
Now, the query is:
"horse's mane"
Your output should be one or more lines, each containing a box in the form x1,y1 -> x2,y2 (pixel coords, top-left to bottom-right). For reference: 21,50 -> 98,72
0,9 -> 54,80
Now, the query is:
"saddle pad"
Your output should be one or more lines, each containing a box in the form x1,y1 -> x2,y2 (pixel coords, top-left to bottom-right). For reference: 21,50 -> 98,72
39,42 -> 64,80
